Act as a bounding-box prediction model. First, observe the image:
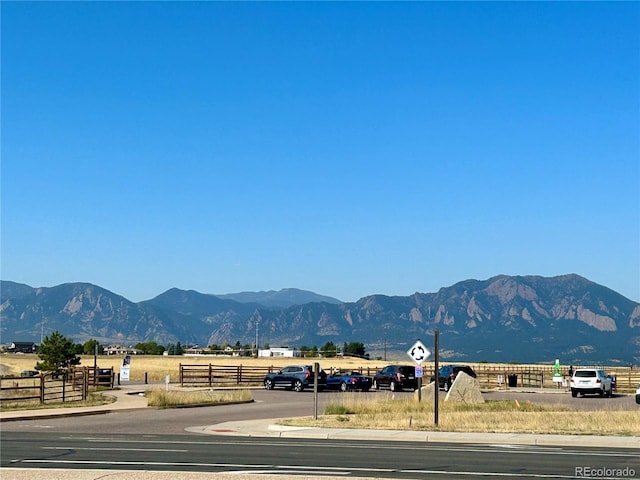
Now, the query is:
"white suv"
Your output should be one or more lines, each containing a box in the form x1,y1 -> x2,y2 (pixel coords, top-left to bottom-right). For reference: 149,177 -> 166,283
570,368 -> 613,397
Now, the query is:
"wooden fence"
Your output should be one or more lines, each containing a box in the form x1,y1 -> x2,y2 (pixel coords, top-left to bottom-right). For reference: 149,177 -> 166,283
179,363 -> 640,392
0,366 -> 114,406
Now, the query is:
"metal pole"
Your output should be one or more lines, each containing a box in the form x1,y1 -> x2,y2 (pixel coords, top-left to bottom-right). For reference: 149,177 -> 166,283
93,343 -> 98,386
313,362 -> 320,420
434,329 -> 439,426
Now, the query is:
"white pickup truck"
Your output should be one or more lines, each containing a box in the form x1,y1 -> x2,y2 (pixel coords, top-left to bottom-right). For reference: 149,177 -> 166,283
570,368 -> 613,397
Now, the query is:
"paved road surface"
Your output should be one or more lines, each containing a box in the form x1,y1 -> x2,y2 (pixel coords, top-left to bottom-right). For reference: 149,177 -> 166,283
2,385 -> 638,479
3,431 -> 639,479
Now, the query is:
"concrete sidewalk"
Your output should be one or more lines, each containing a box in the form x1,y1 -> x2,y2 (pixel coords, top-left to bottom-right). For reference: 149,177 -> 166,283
2,384 -> 639,449
186,417 -> 640,449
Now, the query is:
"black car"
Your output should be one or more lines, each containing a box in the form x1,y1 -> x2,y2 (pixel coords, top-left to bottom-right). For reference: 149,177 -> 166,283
263,365 -> 327,392
430,365 -> 477,391
372,365 -> 417,392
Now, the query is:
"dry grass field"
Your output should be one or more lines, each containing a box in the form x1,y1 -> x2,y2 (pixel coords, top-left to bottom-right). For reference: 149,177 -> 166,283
0,354 -> 387,382
145,388 -> 252,407
284,395 -> 640,436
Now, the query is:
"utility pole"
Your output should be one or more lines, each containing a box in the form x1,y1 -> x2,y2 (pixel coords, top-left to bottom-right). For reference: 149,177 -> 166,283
255,319 -> 259,357
384,335 -> 387,362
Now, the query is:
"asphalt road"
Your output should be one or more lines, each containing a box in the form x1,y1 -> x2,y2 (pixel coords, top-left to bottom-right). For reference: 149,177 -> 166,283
1,388 -> 637,435
3,431 -> 639,479
1,388 -> 638,479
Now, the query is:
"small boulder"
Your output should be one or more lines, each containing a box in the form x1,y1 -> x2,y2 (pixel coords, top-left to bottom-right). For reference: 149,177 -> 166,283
413,380 -> 436,401
445,371 -> 484,403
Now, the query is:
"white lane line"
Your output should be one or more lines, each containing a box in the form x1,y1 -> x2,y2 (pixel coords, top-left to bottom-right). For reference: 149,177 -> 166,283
73,438 -> 638,458
42,447 -> 188,452
18,460 -> 594,479
400,470 -> 586,479
228,470 -> 350,476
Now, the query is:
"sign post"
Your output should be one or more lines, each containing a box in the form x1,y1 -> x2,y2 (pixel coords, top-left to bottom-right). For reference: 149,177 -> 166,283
552,358 -> 563,388
434,329 -> 439,425
407,340 -> 431,402
120,355 -> 131,382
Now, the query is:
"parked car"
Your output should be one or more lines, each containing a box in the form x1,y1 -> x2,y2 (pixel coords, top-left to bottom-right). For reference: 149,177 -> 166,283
263,365 -> 326,392
430,365 -> 477,392
372,365 -> 417,392
606,375 -> 617,392
326,370 -> 372,392
570,368 -> 613,397
636,384 -> 640,405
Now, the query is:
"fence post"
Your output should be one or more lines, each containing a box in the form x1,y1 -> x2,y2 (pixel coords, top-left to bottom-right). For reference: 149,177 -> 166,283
40,375 -> 45,404
62,372 -> 67,403
209,364 -> 213,387
179,363 -> 183,386
238,364 -> 243,384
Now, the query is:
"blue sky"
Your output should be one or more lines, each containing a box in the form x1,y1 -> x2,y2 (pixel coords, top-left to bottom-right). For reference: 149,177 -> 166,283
2,2 -> 639,303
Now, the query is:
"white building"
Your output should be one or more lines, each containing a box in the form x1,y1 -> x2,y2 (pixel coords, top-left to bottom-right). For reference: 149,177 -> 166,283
258,347 -> 301,358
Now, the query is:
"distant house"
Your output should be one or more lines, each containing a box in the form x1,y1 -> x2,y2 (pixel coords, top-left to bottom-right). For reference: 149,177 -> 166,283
258,347 -> 301,358
7,342 -> 37,354
104,344 -> 143,356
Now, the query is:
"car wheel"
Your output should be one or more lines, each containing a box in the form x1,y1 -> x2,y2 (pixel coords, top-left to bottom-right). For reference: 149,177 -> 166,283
340,382 -> 348,393
390,380 -> 399,392
372,379 -> 379,390
571,389 -> 577,398
444,380 -> 451,392
599,389 -> 605,397
293,380 -> 304,392
264,379 -> 274,390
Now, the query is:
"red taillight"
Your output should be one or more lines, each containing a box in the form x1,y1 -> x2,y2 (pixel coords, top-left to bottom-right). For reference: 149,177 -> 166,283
596,378 -> 601,384
350,378 -> 357,384
305,370 -> 311,379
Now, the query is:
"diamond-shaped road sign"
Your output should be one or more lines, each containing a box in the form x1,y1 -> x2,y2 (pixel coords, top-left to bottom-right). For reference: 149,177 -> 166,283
407,339 -> 430,364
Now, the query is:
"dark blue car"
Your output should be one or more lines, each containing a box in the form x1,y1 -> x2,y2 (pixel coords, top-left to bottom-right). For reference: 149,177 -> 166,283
263,365 -> 327,392
326,370 -> 372,392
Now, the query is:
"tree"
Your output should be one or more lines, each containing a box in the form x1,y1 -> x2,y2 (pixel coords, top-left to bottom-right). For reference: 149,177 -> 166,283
344,342 -> 366,357
35,331 -> 81,373
321,341 -> 338,358
135,341 -> 165,355
83,339 -> 104,355
165,342 -> 184,355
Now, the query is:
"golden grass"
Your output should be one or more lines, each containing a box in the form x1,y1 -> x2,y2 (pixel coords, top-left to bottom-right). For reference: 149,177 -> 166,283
0,354 -> 384,382
281,395 -> 640,436
145,388 -> 252,407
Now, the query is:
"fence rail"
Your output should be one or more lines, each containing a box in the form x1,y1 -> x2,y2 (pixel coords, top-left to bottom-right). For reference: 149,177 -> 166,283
0,367 -> 98,405
179,363 -> 640,392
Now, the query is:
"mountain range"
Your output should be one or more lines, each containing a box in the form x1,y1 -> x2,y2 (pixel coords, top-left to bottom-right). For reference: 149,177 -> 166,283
1,274 -> 638,365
